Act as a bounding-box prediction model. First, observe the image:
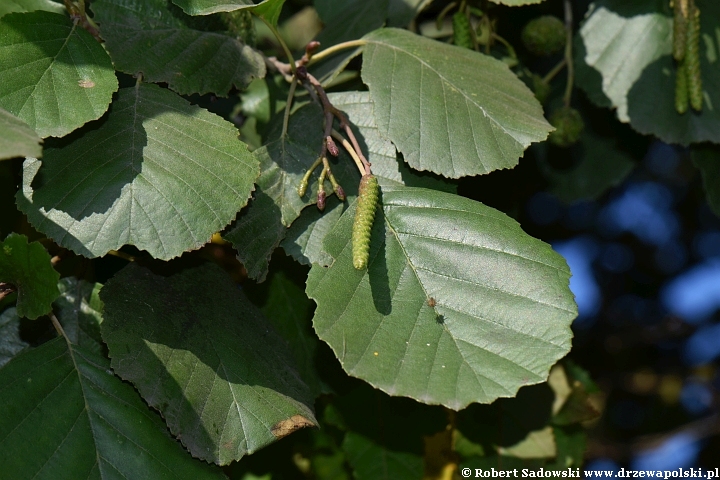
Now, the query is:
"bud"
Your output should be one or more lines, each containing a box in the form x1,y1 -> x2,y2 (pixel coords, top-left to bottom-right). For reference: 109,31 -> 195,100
317,190 -> 327,211
335,185 -> 346,201
326,136 -> 339,157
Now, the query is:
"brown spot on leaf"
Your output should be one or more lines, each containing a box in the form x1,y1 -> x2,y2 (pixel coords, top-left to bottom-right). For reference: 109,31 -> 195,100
271,415 -> 314,439
78,79 -> 95,88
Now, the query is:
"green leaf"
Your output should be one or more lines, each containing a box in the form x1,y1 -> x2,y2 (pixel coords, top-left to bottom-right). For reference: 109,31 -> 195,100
282,196 -> 347,266
55,278 -> 105,355
253,270 -> 325,398
315,0 -> 389,46
576,0 -> 720,145
17,83 -> 259,260
0,11 -> 118,138
100,263 -> 317,465
0,308 -> 28,367
0,233 -> 59,320
0,336 -> 228,479
92,0 -> 265,97
251,0 -> 285,27
361,28 -> 552,178
343,432 -> 423,480
225,189 -> 287,281
0,0 -> 64,18
172,0 -> 263,15
0,108 -> 42,160
693,146 -> 720,217
307,186 -> 576,409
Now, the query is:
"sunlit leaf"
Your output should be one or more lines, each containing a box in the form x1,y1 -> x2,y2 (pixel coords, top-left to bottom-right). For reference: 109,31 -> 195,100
307,186 -> 576,409
0,11 -> 117,138
0,233 -> 59,320
101,263 -> 317,465
92,0 -> 265,96
0,0 -> 65,17
576,0 -> 720,145
17,83 -> 259,260
0,336 -> 228,479
251,0 -> 285,27
0,108 -> 42,160
361,28 -> 552,178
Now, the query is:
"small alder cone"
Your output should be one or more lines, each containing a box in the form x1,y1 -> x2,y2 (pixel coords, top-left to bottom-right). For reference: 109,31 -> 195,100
548,107 -> 584,147
352,174 -> 379,270
521,15 -> 566,56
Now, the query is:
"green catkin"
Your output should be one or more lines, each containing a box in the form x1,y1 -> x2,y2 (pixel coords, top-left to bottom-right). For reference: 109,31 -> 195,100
452,12 -> 474,50
673,0 -> 688,61
685,4 -> 702,111
675,59 -> 689,114
352,175 -> 379,270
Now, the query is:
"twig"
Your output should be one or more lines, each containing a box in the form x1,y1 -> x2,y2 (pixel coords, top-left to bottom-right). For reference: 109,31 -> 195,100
563,0 -> 574,107
281,78 -> 298,138
0,283 -> 16,303
307,39 -> 367,66
49,312 -> 68,339
331,130 -> 365,174
256,15 -> 297,76
542,58 -> 567,84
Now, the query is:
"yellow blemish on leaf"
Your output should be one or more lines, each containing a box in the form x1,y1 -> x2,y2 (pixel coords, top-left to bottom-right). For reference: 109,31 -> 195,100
271,415 -> 314,439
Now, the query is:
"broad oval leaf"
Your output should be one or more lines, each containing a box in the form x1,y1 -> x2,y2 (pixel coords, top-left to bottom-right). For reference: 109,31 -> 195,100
100,263 -> 317,465
17,83 -> 259,260
307,186 -> 576,409
0,107 -> 42,160
0,337 -> 227,479
576,0 -> 720,145
0,0 -> 65,18
0,11 -> 118,138
361,28 -> 552,178
0,233 -> 59,320
92,0 -> 265,96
